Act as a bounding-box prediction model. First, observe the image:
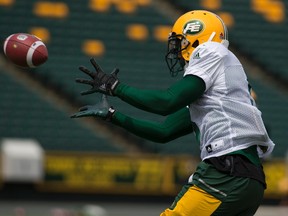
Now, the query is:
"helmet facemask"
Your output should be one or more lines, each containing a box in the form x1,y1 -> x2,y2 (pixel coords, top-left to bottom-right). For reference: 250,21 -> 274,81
165,32 -> 190,77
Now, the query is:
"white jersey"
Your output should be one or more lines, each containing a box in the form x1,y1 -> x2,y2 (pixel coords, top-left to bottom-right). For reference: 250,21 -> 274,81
184,41 -> 275,160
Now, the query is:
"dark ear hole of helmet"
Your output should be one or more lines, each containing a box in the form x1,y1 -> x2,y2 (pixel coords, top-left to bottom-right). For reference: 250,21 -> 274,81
192,40 -> 199,48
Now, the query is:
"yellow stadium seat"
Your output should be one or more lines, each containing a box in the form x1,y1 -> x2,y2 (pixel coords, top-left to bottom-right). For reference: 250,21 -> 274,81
89,0 -> 111,12
153,25 -> 171,42
115,0 -> 137,14
33,2 -> 69,18
200,0 -> 221,10
251,0 -> 285,23
29,27 -> 51,43
126,24 -> 148,41
0,0 -> 14,6
82,40 -> 105,57
218,12 -> 235,28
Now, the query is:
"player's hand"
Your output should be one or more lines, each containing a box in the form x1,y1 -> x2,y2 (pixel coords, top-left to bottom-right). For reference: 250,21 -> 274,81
71,95 -> 115,121
76,58 -> 119,96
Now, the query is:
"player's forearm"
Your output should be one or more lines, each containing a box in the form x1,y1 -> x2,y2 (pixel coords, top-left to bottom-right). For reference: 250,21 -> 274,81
114,75 -> 205,116
111,107 -> 193,143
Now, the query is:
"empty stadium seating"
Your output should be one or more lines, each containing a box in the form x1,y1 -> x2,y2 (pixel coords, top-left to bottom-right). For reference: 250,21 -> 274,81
0,69 -> 124,152
0,0 -> 287,157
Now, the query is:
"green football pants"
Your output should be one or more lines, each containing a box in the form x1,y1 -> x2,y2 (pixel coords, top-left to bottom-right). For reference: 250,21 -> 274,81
160,161 -> 265,216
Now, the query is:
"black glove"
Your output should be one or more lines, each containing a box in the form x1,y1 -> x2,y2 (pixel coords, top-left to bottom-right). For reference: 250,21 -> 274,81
71,94 -> 115,121
76,58 -> 119,96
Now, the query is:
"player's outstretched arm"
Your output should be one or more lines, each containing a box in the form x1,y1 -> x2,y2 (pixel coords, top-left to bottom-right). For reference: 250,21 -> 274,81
114,75 -> 205,116
111,107 -> 194,143
71,95 -> 194,143
75,58 -> 205,115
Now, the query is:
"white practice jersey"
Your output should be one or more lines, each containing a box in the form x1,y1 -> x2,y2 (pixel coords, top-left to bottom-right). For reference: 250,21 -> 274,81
184,41 -> 275,160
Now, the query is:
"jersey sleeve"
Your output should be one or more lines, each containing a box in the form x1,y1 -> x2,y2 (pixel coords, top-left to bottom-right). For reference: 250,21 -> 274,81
111,107 -> 193,143
184,42 -> 225,91
114,75 -> 205,116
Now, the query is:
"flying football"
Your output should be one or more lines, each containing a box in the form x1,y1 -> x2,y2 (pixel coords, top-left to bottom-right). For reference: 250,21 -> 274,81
3,33 -> 48,68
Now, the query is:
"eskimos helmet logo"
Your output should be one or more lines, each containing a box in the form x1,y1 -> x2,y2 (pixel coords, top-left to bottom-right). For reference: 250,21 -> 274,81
183,20 -> 204,35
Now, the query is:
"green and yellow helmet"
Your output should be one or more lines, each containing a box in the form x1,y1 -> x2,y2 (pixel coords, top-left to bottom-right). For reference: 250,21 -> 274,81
166,10 -> 229,76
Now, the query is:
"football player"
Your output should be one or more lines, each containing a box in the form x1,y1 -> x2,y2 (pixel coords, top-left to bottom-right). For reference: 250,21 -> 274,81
72,10 -> 275,216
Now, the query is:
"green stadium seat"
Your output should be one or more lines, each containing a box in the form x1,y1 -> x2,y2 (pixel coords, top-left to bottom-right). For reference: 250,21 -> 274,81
0,70 -> 124,153
0,0 -> 287,157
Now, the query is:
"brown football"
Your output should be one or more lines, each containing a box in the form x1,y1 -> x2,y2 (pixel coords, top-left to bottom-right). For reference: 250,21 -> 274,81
3,33 -> 48,68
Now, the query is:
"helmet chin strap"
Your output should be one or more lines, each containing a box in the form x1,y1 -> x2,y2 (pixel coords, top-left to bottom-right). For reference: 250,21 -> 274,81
208,32 -> 216,42
208,31 -> 229,48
